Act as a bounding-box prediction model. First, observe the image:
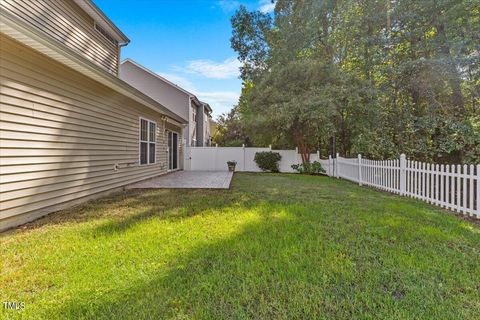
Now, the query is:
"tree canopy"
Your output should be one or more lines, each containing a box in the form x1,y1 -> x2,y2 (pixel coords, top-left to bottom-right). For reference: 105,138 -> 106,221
220,0 -> 479,163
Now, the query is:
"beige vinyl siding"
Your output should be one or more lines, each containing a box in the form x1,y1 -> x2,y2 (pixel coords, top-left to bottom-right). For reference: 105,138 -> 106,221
0,0 -> 119,74
0,35 -> 182,227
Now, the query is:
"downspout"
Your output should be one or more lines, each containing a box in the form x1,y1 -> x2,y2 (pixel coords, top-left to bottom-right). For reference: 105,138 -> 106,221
116,41 -> 129,75
188,97 -> 192,147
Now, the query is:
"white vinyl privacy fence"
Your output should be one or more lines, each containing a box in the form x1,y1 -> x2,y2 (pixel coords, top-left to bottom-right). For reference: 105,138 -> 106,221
325,153 -> 479,219
185,146 -> 479,218
185,146 -> 319,173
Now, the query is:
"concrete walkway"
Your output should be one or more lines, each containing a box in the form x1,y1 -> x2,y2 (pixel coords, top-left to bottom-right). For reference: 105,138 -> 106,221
127,171 -> 233,189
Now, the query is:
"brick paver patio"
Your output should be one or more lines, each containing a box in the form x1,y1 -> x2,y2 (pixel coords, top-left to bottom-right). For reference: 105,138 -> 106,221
127,171 -> 233,189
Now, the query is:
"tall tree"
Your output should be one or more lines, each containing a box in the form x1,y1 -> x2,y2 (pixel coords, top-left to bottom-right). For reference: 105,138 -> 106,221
229,0 -> 480,164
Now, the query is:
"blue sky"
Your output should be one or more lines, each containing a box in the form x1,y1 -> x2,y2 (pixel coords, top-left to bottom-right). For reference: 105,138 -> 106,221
94,0 -> 276,119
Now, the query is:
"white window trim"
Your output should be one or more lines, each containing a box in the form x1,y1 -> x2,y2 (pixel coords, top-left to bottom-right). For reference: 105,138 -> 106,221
139,117 -> 157,166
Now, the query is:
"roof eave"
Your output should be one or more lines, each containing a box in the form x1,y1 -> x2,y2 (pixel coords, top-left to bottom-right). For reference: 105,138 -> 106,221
202,102 -> 213,113
121,59 -> 197,97
73,0 -> 129,45
0,9 -> 186,125
120,59 -> 215,116
190,96 -> 202,107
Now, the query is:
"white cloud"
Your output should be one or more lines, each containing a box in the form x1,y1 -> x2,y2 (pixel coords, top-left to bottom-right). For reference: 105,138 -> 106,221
175,57 -> 241,79
217,0 -> 240,12
196,91 -> 240,115
259,0 -> 276,13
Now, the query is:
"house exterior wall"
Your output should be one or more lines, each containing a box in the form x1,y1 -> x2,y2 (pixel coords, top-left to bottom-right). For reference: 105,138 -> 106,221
196,104 -> 205,147
189,102 -> 197,146
0,35 -> 180,230
0,0 -> 120,74
119,61 -> 216,148
119,60 -> 194,148
119,61 -> 190,121
182,126 -> 189,148
204,113 -> 212,146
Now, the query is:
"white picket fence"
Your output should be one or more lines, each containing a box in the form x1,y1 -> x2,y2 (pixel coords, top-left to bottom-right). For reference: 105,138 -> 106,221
325,153 -> 479,218
184,146 -> 479,218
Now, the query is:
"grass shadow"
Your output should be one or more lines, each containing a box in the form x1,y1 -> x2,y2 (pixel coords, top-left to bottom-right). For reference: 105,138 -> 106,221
54,198 -> 480,319
2,174 -> 479,319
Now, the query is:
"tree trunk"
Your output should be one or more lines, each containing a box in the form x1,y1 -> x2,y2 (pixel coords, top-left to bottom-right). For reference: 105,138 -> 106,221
299,142 -> 311,165
433,1 -> 465,116
292,129 -> 311,165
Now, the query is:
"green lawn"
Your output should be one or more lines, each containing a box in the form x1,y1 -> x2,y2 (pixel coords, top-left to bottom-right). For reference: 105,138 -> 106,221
1,173 -> 479,319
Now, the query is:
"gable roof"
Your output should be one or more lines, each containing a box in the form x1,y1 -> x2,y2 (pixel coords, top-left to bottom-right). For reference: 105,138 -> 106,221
73,0 -> 129,45
121,59 -> 203,106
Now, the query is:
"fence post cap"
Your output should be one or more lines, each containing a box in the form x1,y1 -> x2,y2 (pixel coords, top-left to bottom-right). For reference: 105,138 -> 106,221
400,153 -> 406,159
358,154 -> 362,159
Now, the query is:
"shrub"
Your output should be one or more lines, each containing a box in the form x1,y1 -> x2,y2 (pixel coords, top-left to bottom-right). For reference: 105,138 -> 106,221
254,151 -> 282,173
291,161 -> 325,175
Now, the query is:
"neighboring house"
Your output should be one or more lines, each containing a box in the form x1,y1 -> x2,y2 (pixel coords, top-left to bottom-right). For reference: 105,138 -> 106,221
119,59 -> 213,148
200,102 -> 213,146
0,0 -> 187,231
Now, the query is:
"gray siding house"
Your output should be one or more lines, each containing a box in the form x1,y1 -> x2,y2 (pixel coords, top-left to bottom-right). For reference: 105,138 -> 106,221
119,59 -> 213,148
0,0 -> 187,231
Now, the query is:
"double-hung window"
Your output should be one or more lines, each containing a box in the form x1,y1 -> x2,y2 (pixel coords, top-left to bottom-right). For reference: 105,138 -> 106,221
139,118 -> 156,165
